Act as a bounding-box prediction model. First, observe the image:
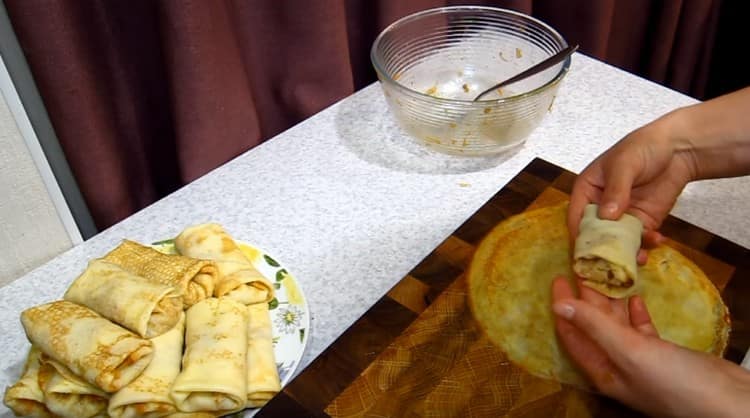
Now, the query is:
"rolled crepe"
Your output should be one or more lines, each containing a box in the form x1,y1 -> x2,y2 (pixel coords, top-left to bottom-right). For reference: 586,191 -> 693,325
64,259 -> 182,338
2,347 -> 55,418
573,204 -> 643,298
21,300 -> 154,392
108,313 -> 185,418
104,239 -> 218,307
37,355 -> 109,418
246,303 -> 281,408
170,297 -> 248,415
175,223 -> 273,304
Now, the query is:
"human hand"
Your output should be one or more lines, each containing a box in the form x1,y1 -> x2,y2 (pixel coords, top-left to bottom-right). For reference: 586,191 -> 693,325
551,276 -> 750,418
567,118 -> 697,259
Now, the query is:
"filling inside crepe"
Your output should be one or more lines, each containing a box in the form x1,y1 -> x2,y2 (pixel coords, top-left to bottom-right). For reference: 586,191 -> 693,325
573,204 -> 643,298
575,257 -> 631,287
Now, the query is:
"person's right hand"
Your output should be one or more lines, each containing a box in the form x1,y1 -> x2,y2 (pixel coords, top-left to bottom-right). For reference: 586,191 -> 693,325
568,115 -> 697,251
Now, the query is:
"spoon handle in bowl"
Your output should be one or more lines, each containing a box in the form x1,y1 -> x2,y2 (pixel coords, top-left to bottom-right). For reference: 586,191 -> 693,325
474,44 -> 578,101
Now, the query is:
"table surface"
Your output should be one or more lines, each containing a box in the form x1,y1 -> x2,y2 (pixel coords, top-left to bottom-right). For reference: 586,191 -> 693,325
2,53 -> 750,416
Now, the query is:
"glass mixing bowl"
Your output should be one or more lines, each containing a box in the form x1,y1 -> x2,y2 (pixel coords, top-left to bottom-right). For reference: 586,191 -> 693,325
371,6 -> 571,155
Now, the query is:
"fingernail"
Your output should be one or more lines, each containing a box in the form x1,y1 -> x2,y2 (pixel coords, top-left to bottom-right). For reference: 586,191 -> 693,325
553,302 -> 575,319
602,202 -> 618,216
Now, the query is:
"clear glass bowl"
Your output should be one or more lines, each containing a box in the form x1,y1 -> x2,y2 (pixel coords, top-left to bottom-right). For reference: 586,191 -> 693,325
371,6 -> 571,156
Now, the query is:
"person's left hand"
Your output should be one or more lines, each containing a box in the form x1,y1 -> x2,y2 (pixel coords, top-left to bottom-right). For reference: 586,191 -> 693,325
551,276 -> 750,418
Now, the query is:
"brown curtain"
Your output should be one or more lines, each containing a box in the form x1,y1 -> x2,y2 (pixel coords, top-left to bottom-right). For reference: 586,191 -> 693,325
4,0 -> 722,230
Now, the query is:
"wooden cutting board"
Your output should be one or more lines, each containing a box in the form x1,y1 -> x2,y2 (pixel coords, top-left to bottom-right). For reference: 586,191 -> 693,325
257,158 -> 750,417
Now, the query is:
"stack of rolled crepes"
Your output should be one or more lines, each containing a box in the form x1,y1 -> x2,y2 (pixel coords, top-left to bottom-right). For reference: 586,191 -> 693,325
4,223 -> 282,418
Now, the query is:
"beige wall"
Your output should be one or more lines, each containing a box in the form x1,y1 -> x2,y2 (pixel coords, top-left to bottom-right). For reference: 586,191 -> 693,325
0,70 -> 72,285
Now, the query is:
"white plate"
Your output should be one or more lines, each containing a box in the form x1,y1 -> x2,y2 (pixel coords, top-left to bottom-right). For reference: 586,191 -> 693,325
152,239 -> 310,415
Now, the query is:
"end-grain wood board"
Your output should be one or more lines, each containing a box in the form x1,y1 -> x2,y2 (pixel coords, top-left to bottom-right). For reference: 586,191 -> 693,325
257,158 -> 750,418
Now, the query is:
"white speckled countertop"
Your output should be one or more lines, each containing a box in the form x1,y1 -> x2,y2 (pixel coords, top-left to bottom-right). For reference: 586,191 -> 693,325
2,53 -> 749,415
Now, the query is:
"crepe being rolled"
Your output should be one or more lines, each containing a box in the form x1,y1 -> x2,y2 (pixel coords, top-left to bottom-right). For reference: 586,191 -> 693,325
175,223 -> 273,305
104,239 -> 218,307
170,297 -> 248,415
246,303 -> 281,407
21,300 -> 154,393
108,313 -> 185,418
64,259 -> 182,338
3,347 -> 55,418
468,202 -> 729,388
573,204 -> 643,298
37,355 -> 109,418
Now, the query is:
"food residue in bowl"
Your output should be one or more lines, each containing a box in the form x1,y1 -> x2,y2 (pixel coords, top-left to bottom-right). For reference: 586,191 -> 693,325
425,85 -> 438,96
499,48 -> 524,61
462,83 -> 470,93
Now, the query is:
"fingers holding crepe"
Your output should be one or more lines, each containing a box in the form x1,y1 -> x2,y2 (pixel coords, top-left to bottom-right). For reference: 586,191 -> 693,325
64,260 -> 182,338
573,204 -> 644,298
175,224 -> 274,304
21,301 -> 154,393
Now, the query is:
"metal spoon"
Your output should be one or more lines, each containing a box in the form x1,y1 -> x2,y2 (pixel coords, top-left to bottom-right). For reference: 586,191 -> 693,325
473,44 -> 579,101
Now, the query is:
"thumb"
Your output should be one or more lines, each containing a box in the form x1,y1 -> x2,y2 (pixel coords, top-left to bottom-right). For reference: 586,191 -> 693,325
552,299 -> 634,365
598,162 -> 635,220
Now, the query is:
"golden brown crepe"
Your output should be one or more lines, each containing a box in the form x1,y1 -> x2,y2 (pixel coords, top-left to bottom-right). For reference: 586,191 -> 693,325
108,313 -> 185,418
468,202 -> 730,387
104,239 -> 218,307
246,303 -> 281,407
170,297 -> 248,415
37,355 -> 109,418
21,300 -> 154,393
64,259 -> 182,338
175,223 -> 273,304
573,204 -> 643,298
3,347 -> 55,418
